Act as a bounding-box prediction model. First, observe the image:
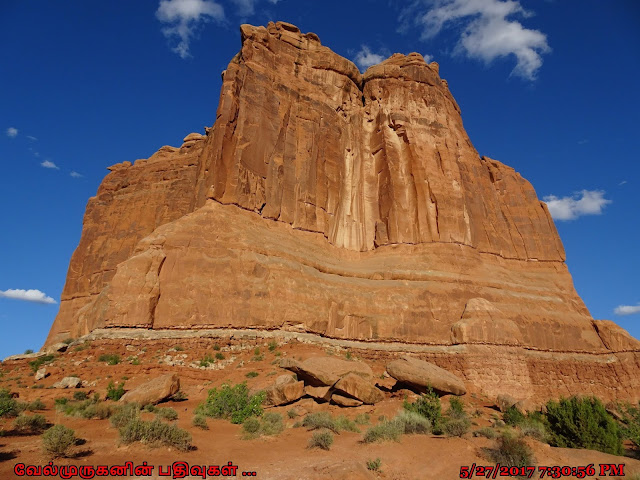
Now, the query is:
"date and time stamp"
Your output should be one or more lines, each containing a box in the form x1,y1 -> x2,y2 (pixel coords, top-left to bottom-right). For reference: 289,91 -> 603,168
460,463 -> 627,478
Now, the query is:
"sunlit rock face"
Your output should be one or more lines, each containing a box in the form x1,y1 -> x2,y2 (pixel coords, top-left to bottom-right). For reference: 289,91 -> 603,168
45,22 -> 640,402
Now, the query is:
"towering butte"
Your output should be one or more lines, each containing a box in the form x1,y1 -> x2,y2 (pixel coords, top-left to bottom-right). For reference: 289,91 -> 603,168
46,22 -> 639,401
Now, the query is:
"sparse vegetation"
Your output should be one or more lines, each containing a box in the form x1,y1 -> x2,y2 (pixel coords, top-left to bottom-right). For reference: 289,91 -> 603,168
503,406 -> 526,426
118,418 -> 192,451
473,426 -> 498,439
242,412 -> 284,439
215,352 -> 225,360
213,344 -> 221,351
245,371 -> 259,378
345,351 -> 352,360
287,408 -> 297,419
199,354 -> 216,368
73,391 -> 88,401
396,410 -> 432,434
308,430 -> 333,450
57,397 -> 112,420
442,417 -> 471,437
334,415 -> 360,432
618,401 -> 640,450
174,345 -> 184,351
110,403 -> 141,428
544,396 -> 622,455
106,381 -> 126,401
302,412 -> 341,433
366,458 -> 382,472
252,348 -> 264,362
29,354 -> 55,373
520,418 -> 547,442
486,432 -> 534,467
0,388 -> 19,417
171,390 -> 187,401
13,414 -> 48,433
192,414 -> 208,430
98,353 -> 121,365
62,338 -> 75,345
268,340 -> 277,352
42,425 -> 77,458
403,386 -> 442,434
196,382 -> 265,424
24,349 -> 34,354
355,413 -> 370,425
155,407 -> 178,421
363,418 -> 404,443
26,398 -> 46,411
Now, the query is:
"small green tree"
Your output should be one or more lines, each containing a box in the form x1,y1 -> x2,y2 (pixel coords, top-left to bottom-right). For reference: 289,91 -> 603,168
404,386 -> 442,433
196,382 -> 265,424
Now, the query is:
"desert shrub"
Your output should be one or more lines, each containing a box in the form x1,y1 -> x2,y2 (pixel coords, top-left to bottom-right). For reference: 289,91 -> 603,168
448,397 -> 466,419
404,386 -> 442,434
196,382 -> 265,424
0,389 -> 19,417
544,396 -> 622,455
27,398 -> 46,411
110,403 -> 140,428
355,413 -> 370,425
245,371 -> 259,378
63,338 -> 74,345
308,430 -> 333,450
334,415 -> 359,433
520,419 -> 547,442
143,404 -> 156,413
24,349 -> 34,354
215,352 -> 225,360
73,391 -> 88,401
252,348 -> 264,361
302,412 -> 338,433
268,340 -> 277,352
366,458 -> 382,472
98,353 -> 120,365
29,354 -> 55,373
119,418 -> 191,451
443,417 -> 471,437
503,406 -> 526,426
213,344 -> 221,351
287,408 -> 297,419
54,397 -> 68,407
106,381 -> 125,401
155,407 -> 178,421
619,401 -> 640,450
395,411 -> 431,434
42,425 -> 77,458
243,413 -> 284,438
192,414 -> 209,430
487,432 -> 534,467
363,418 -> 404,443
173,345 -> 184,351
13,414 -> 48,433
473,427 -> 497,439
81,402 -> 112,420
171,390 -> 187,401
199,354 -> 216,367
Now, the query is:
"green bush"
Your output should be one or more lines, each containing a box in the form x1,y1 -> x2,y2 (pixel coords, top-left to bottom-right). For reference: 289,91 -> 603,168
619,402 -> 640,450
268,340 -> 278,352
448,397 -> 466,419
487,432 -> 534,467
118,418 -> 191,451
473,427 -> 497,439
192,414 -> 209,430
245,371 -> 259,378
308,430 -> 333,450
29,354 -> 55,373
395,411 -> 431,434
73,391 -> 88,401
302,412 -> 338,433
287,408 -> 297,419
199,354 -> 216,367
242,413 -> 284,439
0,388 -> 19,417
98,353 -> 121,365
520,419 -> 547,442
334,415 -> 360,433
13,414 -> 48,433
26,398 -> 46,411
363,418 -> 404,443
215,352 -> 225,360
404,387 -> 442,434
196,382 -> 265,424
355,413 -> 370,425
24,349 -> 34,354
42,425 -> 77,458
155,407 -> 178,421
544,396 -> 622,455
443,417 -> 471,437
81,402 -> 112,420
366,458 -> 382,472
106,381 -> 125,401
110,403 -> 140,428
503,406 -> 526,426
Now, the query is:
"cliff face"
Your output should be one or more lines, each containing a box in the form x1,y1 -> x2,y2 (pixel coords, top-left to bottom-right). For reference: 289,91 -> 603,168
45,22 -> 640,399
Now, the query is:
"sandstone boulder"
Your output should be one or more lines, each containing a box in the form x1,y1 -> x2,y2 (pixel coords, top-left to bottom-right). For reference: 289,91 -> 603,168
304,385 -> 332,402
119,374 -> 180,405
331,394 -> 363,407
45,342 -> 68,354
496,394 -> 518,412
263,375 -> 305,406
34,368 -> 49,381
53,377 -> 81,389
333,373 -> 383,405
280,357 -> 372,387
386,356 -> 466,396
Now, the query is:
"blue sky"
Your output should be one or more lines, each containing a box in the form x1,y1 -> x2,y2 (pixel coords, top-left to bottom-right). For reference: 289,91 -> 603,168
1,0 -> 638,358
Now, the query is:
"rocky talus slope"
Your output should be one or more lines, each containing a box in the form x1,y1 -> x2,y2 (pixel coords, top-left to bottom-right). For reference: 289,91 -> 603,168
45,21 -> 640,402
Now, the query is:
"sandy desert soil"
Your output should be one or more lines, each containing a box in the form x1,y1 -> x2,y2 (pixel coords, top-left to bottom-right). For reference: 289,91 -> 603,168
1,337 -> 638,479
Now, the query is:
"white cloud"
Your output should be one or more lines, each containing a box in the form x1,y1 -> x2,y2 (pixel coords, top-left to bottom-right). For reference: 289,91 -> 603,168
156,0 -> 225,59
543,189 -> 611,221
40,160 -> 60,170
0,289 -> 57,305
70,171 -> 83,178
354,46 -> 386,71
6,127 -> 18,138
26,135 -> 38,141
231,0 -> 256,16
401,0 -> 550,80
614,304 -> 640,316
619,180 -> 627,186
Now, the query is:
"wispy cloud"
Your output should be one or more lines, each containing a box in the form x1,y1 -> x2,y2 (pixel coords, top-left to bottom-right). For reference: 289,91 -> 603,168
400,0 -> 550,80
614,304 -> 640,316
26,135 -> 38,141
6,127 -> 18,138
0,289 -> 57,305
70,171 -> 83,178
40,160 -> 60,170
577,139 -> 588,145
156,0 -> 225,59
354,46 -> 386,70
619,180 -> 627,186
543,189 -> 612,221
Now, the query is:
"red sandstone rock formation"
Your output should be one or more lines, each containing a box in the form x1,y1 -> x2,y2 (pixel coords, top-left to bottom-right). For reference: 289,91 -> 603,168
45,22 -> 640,401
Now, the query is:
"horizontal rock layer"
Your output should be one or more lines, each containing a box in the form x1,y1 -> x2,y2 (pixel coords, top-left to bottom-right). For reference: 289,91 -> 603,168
44,21 -> 640,400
